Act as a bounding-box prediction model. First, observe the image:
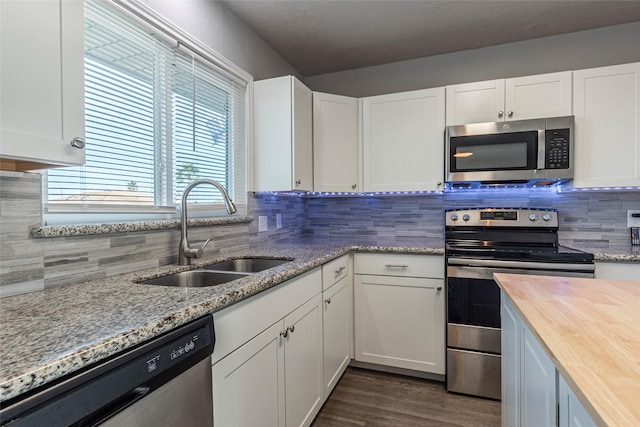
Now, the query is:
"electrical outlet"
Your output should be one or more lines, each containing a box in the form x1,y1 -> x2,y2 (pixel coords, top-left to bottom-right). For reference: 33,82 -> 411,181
628,210 -> 640,227
276,213 -> 282,229
258,215 -> 268,232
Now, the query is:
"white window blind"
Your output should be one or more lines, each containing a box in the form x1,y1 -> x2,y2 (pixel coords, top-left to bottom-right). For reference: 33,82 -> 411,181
45,0 -> 247,222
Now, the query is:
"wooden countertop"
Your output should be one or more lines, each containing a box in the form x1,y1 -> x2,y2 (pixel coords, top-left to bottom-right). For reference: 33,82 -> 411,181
494,273 -> 640,427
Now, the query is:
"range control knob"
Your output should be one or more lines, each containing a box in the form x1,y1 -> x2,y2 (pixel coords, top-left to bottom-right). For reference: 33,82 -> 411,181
542,213 -> 552,222
529,213 -> 538,222
462,213 -> 471,222
450,213 -> 459,221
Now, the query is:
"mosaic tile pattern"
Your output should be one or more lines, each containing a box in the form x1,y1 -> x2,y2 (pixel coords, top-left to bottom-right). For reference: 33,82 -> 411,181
1,172 -> 639,299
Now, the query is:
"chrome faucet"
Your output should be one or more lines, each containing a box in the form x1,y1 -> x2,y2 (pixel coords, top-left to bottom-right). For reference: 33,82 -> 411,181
179,179 -> 237,265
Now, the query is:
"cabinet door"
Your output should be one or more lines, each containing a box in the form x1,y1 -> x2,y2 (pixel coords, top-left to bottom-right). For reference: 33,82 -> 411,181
501,294 -> 520,427
212,321 -> 285,427
505,71 -> 572,121
558,375 -> 597,427
0,0 -> 85,169
254,75 -> 312,191
283,294 -> 323,427
521,326 -> 556,427
594,261 -> 640,281
446,79 -> 505,126
322,276 -> 352,398
292,77 -> 313,191
354,274 -> 445,373
362,88 -> 445,192
573,63 -> 640,188
313,92 -> 359,192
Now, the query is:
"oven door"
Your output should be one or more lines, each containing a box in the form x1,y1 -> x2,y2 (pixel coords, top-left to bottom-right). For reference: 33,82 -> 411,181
446,269 -> 501,400
447,275 -> 501,353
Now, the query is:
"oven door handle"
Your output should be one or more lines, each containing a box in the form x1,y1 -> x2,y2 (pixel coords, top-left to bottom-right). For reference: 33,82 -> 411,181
447,257 -> 595,272
447,259 -> 594,280
447,265 -> 594,280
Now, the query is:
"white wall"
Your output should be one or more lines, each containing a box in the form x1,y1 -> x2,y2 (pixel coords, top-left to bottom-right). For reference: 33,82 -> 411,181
305,22 -> 640,97
141,0 -> 300,80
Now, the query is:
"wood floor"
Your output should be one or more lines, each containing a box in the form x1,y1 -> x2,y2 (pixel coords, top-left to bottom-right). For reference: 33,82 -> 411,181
312,367 -> 501,427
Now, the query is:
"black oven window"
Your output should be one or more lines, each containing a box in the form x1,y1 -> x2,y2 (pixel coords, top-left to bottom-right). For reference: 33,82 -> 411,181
447,278 -> 501,328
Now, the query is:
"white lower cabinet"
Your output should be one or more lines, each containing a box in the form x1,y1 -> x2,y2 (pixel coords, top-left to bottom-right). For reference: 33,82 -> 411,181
211,269 -> 323,427
558,375 -> 597,427
354,254 -> 445,374
502,294 -> 555,427
501,292 -> 520,427
322,275 -> 352,397
501,293 -> 596,427
521,325 -> 556,427
212,321 -> 285,427
594,261 -> 640,281
283,294 -> 324,427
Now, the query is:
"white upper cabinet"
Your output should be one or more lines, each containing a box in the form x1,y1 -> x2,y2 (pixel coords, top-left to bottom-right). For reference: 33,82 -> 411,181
446,79 -> 505,126
0,0 -> 85,170
254,75 -> 313,191
362,87 -> 445,192
313,92 -> 360,192
572,63 -> 640,188
446,71 -> 572,126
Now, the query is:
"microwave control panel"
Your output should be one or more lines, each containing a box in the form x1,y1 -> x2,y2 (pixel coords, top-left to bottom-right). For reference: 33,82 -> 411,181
545,128 -> 570,169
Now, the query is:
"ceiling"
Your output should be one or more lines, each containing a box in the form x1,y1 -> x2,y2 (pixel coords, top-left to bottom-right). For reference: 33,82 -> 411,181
220,0 -> 640,77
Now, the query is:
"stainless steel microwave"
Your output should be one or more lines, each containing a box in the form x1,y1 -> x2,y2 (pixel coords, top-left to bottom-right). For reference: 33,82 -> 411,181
445,116 -> 574,187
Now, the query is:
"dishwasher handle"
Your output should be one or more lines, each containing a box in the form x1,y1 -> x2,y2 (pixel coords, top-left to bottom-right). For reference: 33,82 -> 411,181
84,386 -> 150,426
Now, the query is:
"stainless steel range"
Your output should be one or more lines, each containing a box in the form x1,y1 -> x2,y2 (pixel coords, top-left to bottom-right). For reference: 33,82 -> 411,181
444,208 -> 594,400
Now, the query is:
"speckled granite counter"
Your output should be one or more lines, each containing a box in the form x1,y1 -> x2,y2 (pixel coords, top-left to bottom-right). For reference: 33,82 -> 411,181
0,239 -> 443,403
591,248 -> 640,263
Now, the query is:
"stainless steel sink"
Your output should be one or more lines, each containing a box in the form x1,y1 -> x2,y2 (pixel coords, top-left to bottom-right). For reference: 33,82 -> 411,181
201,258 -> 292,273
139,270 -> 250,288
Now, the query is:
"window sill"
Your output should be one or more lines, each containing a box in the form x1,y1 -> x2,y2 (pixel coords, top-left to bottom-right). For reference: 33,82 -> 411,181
30,216 -> 253,239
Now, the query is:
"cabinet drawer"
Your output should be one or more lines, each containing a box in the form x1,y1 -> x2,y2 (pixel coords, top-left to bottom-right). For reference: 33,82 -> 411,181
354,253 -> 444,279
322,254 -> 350,290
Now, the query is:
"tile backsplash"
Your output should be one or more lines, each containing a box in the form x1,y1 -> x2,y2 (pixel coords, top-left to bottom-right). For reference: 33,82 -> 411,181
304,188 -> 640,250
1,171 -> 638,296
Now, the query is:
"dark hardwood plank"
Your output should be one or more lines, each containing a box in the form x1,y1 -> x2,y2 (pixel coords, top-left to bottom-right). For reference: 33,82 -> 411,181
312,367 -> 501,427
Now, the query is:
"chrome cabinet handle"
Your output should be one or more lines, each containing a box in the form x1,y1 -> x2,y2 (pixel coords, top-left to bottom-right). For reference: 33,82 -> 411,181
385,264 -> 408,269
325,298 -> 331,304
498,111 -> 504,118
287,325 -> 295,334
507,111 -> 514,118
334,266 -> 346,276
295,179 -> 301,186
351,184 -> 357,190
70,137 -> 85,149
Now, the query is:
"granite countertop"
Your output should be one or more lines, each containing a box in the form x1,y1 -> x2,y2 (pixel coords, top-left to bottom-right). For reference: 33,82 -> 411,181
590,247 -> 640,263
0,238 -> 443,403
1,235 -> 637,405
495,273 -> 640,427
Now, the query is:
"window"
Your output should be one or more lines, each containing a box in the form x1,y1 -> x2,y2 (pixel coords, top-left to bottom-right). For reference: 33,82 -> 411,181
44,0 -> 247,224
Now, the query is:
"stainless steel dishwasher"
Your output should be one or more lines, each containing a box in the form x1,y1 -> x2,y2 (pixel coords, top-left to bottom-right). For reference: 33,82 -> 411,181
0,315 -> 215,426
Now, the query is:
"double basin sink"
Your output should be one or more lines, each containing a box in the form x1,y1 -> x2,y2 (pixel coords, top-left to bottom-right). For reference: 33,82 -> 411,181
139,258 -> 292,288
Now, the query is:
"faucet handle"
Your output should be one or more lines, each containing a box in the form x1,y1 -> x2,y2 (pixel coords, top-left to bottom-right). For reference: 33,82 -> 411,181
184,238 -> 211,260
196,239 -> 211,258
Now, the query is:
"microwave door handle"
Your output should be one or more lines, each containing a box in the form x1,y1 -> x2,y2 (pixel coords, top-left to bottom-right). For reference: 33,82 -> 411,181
537,129 -> 546,170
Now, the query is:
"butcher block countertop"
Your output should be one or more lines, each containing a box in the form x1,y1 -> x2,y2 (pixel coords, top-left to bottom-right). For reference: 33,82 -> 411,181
494,273 -> 640,427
